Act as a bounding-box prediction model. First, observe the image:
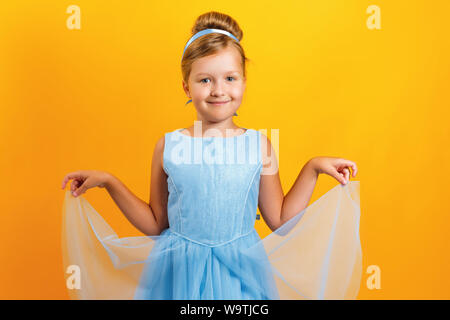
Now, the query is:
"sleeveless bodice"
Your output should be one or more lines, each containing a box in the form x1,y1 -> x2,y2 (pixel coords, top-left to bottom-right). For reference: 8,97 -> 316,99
162,128 -> 262,246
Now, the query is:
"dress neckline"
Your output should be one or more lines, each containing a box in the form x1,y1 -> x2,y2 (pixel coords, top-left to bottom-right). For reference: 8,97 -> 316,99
175,128 -> 250,139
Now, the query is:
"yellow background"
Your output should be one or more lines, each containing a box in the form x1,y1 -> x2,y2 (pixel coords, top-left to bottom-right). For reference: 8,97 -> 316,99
0,0 -> 449,299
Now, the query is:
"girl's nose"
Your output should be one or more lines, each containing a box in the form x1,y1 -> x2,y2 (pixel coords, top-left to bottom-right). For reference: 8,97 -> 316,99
210,82 -> 225,96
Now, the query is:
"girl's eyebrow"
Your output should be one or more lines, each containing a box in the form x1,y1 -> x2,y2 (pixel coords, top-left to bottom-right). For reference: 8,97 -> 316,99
196,71 -> 240,76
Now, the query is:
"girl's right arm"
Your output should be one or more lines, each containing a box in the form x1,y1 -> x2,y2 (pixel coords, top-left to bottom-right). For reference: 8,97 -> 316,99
103,172 -> 161,236
61,136 -> 169,236
103,135 -> 169,236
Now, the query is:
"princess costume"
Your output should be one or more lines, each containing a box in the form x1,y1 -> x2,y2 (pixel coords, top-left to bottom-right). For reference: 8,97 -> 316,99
61,29 -> 362,300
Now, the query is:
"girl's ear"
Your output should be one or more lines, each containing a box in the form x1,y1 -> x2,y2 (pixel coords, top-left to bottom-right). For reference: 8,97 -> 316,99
182,80 -> 191,98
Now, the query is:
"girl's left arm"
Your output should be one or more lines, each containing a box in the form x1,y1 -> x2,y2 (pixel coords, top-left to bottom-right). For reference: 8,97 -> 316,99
279,158 -> 319,227
280,156 -> 358,227
258,133 -> 357,231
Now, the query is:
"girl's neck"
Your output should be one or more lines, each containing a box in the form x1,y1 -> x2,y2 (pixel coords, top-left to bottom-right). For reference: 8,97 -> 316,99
183,120 -> 244,137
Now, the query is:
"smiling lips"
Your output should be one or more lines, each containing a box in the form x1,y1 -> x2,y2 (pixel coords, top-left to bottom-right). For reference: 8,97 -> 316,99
207,100 -> 230,105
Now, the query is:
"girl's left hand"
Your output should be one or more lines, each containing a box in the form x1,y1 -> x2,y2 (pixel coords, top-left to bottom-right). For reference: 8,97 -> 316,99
310,156 -> 358,185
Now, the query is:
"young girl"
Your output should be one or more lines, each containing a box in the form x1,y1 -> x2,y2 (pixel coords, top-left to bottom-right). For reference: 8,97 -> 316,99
61,11 -> 361,300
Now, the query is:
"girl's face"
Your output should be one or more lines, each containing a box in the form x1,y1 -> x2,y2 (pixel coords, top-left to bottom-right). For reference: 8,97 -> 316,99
182,45 -> 246,122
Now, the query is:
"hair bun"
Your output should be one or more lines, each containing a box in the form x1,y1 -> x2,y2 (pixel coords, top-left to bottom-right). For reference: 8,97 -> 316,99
192,11 -> 243,42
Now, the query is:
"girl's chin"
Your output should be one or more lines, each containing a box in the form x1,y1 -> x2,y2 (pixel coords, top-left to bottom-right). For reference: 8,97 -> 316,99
203,111 -> 235,120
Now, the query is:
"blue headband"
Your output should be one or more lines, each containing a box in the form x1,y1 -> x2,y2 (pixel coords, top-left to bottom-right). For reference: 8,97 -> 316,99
182,28 -> 240,116
181,28 -> 240,61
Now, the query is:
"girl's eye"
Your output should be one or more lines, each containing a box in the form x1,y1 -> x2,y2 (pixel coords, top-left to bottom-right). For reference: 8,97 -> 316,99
200,77 -> 236,83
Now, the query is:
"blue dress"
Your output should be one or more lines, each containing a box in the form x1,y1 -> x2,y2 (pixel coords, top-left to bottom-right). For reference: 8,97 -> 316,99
61,127 -> 362,300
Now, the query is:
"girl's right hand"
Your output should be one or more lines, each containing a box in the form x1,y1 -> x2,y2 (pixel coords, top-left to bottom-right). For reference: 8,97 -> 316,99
61,170 -> 110,197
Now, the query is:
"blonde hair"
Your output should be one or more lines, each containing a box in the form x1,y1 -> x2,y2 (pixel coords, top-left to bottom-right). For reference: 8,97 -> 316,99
181,11 -> 250,84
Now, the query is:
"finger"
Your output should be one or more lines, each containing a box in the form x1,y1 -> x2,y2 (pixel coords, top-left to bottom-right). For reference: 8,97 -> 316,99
343,168 -> 350,182
340,160 -> 357,178
73,180 -> 88,197
348,161 -> 357,177
61,175 -> 70,189
71,180 -> 79,192
337,168 -> 349,179
335,170 -> 347,185
62,172 -> 81,189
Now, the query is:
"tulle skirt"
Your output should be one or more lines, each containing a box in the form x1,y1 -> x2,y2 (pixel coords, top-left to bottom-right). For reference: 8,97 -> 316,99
61,181 -> 362,300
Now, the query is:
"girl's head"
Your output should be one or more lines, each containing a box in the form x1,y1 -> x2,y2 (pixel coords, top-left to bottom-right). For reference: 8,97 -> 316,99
181,11 -> 250,123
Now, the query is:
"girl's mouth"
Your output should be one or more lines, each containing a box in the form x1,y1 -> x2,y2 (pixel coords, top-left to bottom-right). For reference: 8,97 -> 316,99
207,100 -> 230,105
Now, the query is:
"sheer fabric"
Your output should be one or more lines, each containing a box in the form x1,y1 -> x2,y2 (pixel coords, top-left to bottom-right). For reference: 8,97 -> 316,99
61,128 -> 362,299
61,181 -> 361,299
